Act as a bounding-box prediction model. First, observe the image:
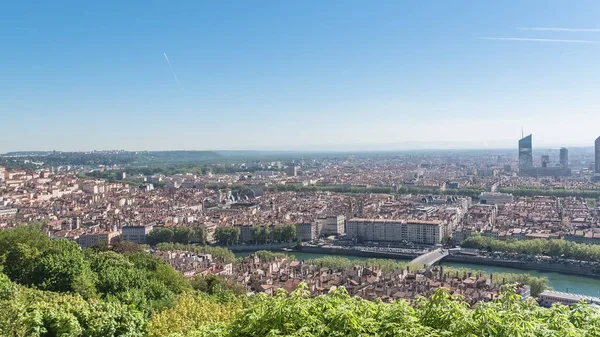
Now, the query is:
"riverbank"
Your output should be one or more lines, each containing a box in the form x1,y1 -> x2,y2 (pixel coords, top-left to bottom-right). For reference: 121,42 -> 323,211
233,249 -> 600,297
300,245 -> 419,260
300,246 -> 600,278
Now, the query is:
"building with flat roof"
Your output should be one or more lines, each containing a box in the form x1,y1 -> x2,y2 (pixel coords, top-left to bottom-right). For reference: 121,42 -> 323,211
317,215 -> 345,236
346,219 -> 445,245
295,222 -> 319,241
596,137 -> 600,173
559,148 -> 569,168
541,155 -> 549,168
519,134 -> 533,170
0,206 -> 18,217
79,231 -> 120,249
122,224 -> 154,244
479,192 -> 514,205
538,290 -> 600,308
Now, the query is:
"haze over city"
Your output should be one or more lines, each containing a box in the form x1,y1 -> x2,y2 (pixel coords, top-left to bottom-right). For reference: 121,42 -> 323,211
2,0 -> 600,152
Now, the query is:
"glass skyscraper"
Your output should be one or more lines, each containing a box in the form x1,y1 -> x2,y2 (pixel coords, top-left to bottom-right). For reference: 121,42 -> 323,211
519,134 -> 533,169
595,137 -> 600,173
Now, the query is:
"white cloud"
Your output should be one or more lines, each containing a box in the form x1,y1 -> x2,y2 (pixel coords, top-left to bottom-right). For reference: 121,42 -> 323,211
519,27 -> 600,32
480,37 -> 600,44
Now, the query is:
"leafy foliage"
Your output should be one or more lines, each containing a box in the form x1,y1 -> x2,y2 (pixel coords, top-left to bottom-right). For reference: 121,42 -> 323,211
146,227 -> 204,246
214,227 -> 240,246
0,228 -> 191,315
0,227 -> 595,336
148,293 -> 241,337
255,250 -> 293,262
218,285 -> 600,337
0,273 -> 146,337
462,234 -> 600,262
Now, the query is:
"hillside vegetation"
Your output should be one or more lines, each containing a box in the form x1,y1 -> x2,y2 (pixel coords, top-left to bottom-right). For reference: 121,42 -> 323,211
0,227 -> 599,336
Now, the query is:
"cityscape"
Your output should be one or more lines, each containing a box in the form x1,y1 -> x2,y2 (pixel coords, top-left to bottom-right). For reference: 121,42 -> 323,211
2,135 -> 600,305
3,0 -> 600,335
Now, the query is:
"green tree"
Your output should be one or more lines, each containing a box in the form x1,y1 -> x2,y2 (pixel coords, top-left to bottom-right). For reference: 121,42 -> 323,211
251,226 -> 270,244
147,227 -> 174,246
173,227 -> 194,244
214,227 -> 240,246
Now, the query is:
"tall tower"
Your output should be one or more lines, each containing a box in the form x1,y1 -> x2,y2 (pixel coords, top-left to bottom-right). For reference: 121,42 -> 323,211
595,137 -> 600,173
559,148 -> 569,168
541,155 -> 549,168
518,134 -> 533,169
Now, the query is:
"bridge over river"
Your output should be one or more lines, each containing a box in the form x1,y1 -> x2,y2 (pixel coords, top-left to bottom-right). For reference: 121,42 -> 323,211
410,248 -> 449,267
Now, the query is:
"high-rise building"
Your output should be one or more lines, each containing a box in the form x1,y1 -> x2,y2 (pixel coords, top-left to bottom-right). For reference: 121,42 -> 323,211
559,148 -> 569,168
595,137 -> 600,173
519,134 -> 533,169
541,155 -> 550,168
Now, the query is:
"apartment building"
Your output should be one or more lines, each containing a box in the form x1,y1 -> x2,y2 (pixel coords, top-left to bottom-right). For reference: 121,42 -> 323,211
122,224 -> 154,244
78,231 -> 120,249
479,192 -> 514,205
0,206 -> 18,217
346,218 -> 445,245
317,215 -> 345,236
296,222 -> 319,241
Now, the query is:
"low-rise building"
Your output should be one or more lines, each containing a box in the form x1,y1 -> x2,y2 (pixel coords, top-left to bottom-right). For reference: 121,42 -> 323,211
122,224 -> 154,244
479,192 -> 514,205
0,206 -> 18,217
538,290 -> 600,307
78,231 -> 120,249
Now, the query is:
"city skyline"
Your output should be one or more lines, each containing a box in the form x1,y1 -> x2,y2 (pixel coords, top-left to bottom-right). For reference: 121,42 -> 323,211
2,1 -> 600,152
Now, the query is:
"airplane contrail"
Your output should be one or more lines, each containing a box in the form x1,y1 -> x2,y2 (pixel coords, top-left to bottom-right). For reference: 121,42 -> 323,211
163,52 -> 181,86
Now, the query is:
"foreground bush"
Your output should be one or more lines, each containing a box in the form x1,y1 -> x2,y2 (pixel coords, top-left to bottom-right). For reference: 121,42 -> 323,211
152,285 -> 600,337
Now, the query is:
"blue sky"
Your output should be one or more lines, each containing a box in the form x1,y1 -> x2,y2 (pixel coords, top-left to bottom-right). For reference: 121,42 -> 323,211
1,0 -> 600,152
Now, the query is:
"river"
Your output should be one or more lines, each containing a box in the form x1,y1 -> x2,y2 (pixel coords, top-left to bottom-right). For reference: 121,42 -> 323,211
234,250 -> 600,297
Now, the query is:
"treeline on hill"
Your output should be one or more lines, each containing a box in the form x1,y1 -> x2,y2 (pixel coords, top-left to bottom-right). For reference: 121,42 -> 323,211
461,234 -> 600,263
0,227 -> 599,336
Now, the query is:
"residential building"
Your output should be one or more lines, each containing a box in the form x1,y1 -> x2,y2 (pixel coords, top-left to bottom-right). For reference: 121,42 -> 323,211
237,224 -> 254,243
479,192 -> 514,205
78,231 -> 120,249
346,219 -> 445,245
476,168 -> 496,177
202,223 -> 217,243
296,222 -> 318,241
0,206 -> 18,217
564,231 -> 600,245
122,224 -> 154,244
317,215 -> 345,236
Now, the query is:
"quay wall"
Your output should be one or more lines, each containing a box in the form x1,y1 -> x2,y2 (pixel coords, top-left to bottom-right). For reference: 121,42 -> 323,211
300,246 -> 599,277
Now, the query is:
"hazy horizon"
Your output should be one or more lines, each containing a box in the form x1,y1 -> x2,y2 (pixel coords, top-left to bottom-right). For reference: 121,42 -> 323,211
2,139 -> 597,155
